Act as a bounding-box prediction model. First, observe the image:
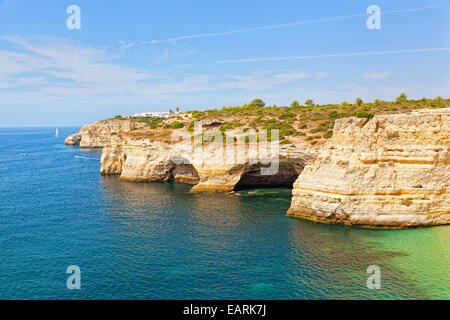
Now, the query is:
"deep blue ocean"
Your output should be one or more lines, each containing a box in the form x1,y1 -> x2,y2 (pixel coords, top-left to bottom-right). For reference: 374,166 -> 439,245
0,127 -> 448,299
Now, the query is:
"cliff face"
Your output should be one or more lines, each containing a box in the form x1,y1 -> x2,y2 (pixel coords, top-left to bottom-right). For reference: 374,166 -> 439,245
100,140 -> 312,191
287,108 -> 450,228
65,119 -> 147,147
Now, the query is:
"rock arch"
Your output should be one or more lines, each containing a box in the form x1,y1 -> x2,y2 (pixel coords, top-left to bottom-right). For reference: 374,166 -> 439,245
234,161 -> 303,190
169,158 -> 200,184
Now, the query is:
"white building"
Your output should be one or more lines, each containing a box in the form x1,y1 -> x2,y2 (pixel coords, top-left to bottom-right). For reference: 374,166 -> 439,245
125,111 -> 172,119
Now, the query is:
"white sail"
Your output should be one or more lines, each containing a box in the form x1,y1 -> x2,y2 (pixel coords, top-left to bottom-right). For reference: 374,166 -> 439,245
55,128 -> 59,137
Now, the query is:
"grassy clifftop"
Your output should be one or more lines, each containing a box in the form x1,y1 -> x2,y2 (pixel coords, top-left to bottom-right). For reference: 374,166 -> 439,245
105,95 -> 449,146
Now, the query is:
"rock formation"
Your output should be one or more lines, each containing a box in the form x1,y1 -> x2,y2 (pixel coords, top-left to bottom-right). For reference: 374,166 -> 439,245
66,108 -> 450,228
65,119 -> 147,147
100,140 -> 311,191
287,108 -> 450,228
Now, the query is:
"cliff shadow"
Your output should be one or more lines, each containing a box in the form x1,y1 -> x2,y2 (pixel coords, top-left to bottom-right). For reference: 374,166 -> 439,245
234,162 -> 301,191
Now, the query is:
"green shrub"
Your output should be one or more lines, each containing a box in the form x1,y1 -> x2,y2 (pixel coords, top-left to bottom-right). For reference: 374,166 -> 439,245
133,117 -> 164,129
323,131 -> 333,139
219,122 -> 235,132
395,93 -> 407,104
202,131 -> 222,142
224,135 -> 237,143
239,135 -> 258,143
310,127 -> 324,133
387,132 -> 400,139
374,99 -> 383,106
340,101 -> 350,108
328,111 -> 340,119
169,121 -> 184,129
355,111 -> 374,119
279,112 -> 295,120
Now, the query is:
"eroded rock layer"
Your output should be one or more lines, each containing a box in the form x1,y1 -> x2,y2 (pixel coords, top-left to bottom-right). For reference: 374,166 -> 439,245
287,108 -> 450,228
100,140 -> 311,191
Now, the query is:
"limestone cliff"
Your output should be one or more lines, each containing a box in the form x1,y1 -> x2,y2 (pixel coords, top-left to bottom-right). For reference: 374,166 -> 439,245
287,108 -> 450,228
66,107 -> 450,228
65,119 -> 147,147
100,140 -> 312,191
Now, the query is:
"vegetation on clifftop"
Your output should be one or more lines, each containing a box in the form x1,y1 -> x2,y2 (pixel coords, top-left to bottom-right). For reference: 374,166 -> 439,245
105,95 -> 449,146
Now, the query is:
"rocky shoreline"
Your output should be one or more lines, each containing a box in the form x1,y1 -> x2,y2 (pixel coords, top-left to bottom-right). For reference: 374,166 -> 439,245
66,108 -> 450,228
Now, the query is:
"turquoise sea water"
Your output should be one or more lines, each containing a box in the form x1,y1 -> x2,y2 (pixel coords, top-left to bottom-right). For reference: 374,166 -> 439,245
0,127 -> 448,300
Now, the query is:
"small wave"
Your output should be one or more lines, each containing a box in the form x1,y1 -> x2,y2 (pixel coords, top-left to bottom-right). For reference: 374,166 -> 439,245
74,155 -> 99,160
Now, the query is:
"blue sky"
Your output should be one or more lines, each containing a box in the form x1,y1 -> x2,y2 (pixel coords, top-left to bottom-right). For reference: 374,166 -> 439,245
0,0 -> 449,126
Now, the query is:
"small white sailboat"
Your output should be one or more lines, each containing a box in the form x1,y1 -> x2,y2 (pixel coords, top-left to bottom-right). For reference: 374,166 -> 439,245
55,128 -> 59,137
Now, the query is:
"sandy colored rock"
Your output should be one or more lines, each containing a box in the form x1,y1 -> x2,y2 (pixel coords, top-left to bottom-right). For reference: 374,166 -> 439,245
100,140 -> 311,191
65,119 -> 147,148
67,108 -> 450,228
287,108 -> 450,228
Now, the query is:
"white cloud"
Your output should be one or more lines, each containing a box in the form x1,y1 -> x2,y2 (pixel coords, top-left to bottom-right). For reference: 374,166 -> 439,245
0,36 -> 314,105
315,72 -> 329,80
363,71 -> 394,80
272,72 -> 311,82
118,40 -> 134,50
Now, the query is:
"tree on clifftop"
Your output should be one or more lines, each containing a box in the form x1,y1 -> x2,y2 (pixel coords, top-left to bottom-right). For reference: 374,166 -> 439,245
304,99 -> 314,106
291,101 -> 300,108
396,93 -> 407,103
251,99 -> 265,108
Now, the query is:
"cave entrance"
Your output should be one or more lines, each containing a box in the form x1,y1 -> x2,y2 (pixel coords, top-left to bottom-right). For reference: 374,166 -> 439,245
169,161 -> 200,185
234,162 -> 301,191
